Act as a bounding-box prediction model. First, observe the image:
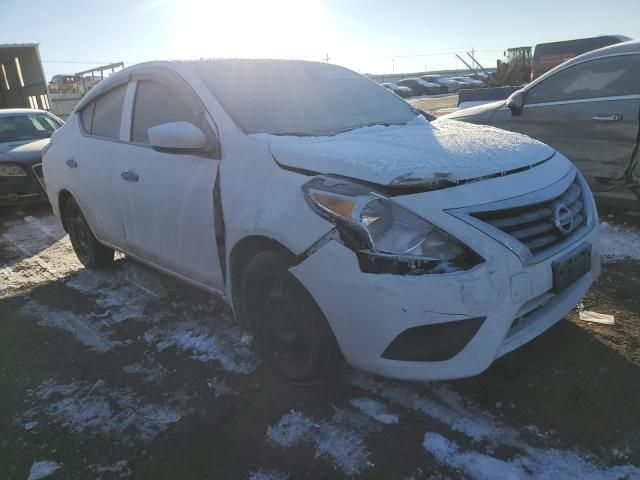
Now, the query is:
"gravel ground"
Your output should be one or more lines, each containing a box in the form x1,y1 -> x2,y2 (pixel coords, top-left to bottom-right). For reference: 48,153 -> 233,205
1,204 -> 639,480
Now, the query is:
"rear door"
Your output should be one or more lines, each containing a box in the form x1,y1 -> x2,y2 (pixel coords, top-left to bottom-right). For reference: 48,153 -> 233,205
491,53 -> 640,183
71,83 -> 129,248
113,71 -> 224,291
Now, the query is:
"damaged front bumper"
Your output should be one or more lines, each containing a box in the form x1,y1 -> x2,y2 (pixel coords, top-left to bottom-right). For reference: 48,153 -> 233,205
291,231 -> 599,381
290,163 -> 600,381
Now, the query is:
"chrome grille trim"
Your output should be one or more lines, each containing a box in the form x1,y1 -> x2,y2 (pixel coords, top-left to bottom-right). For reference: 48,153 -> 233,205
447,169 -> 596,265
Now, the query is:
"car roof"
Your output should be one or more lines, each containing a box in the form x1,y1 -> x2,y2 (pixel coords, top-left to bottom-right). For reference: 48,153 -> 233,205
73,58 -> 354,113
0,108 -> 49,116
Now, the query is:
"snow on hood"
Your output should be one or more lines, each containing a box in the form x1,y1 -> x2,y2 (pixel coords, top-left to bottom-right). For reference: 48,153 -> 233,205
0,138 -> 49,164
252,116 -> 554,187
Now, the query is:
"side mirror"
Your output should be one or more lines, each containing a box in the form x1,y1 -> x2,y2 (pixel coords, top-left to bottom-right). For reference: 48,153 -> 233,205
506,91 -> 525,116
148,121 -> 207,153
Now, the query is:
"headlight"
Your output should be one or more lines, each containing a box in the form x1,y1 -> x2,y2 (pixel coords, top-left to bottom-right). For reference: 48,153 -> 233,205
303,175 -> 481,274
0,164 -> 27,176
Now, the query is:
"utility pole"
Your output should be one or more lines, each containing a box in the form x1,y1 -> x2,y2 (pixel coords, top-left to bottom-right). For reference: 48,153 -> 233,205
323,53 -> 330,62
391,57 -> 395,73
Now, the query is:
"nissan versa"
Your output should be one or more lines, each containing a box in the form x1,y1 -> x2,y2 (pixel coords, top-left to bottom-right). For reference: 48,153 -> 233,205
43,59 -> 600,382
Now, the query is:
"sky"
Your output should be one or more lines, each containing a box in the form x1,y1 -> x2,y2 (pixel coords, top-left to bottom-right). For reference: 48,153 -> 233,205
2,0 -> 639,81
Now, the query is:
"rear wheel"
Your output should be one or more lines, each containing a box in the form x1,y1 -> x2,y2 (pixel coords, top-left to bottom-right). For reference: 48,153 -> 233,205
64,197 -> 114,268
240,249 -> 340,383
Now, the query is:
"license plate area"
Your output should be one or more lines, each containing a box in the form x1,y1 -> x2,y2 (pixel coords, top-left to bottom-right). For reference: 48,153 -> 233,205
551,243 -> 591,293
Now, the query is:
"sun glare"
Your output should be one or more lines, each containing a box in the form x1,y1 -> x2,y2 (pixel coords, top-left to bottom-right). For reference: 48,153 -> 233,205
170,0 -> 333,62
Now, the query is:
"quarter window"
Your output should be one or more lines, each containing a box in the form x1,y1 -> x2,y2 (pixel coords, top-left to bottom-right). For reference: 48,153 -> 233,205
80,101 -> 95,133
526,54 -> 640,104
131,80 -> 199,144
90,85 -> 127,139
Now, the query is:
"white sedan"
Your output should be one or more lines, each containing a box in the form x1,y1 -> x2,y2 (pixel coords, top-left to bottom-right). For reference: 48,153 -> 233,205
43,59 -> 600,382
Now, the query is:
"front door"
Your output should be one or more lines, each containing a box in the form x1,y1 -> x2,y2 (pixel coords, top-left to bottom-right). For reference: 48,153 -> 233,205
492,53 -> 640,185
113,76 -> 224,291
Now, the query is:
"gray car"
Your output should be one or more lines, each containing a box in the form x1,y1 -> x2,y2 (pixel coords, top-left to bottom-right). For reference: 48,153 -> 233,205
444,40 -> 640,210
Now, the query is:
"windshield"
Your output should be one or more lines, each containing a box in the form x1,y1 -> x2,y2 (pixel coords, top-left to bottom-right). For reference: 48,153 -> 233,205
196,60 -> 416,136
0,114 -> 62,143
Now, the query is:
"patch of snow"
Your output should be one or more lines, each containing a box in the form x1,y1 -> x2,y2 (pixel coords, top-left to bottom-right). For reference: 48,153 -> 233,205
31,379 -> 182,441
148,324 -> 257,374
90,460 -> 131,477
122,360 -> 168,384
351,373 -> 640,479
267,410 -> 372,476
248,471 -> 289,480
349,397 -> 399,424
599,221 -> 640,262
423,432 -> 640,480
351,372 -> 510,443
24,420 -> 39,431
207,378 -> 236,397
22,299 -> 120,352
27,460 -> 61,480
267,410 -> 314,446
65,266 -> 154,323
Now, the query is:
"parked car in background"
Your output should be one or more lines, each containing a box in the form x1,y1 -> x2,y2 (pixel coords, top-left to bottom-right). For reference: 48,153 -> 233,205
0,109 -> 63,206
381,82 -> 412,98
450,76 -> 483,88
397,78 -> 440,95
48,74 -> 82,93
444,41 -> 640,210
421,75 -> 461,93
531,35 -> 631,80
44,59 -> 599,382
465,73 -> 488,83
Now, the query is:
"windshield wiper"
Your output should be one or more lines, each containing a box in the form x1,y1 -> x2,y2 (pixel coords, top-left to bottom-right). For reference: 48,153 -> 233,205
270,131 -> 317,137
331,121 -> 407,136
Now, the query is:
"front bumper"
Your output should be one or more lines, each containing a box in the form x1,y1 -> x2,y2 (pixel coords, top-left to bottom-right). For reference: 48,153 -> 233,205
290,163 -> 600,381
292,231 -> 599,381
0,163 -> 47,206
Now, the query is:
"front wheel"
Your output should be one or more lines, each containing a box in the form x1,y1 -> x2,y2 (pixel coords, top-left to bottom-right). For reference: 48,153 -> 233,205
63,197 -> 114,269
240,249 -> 341,383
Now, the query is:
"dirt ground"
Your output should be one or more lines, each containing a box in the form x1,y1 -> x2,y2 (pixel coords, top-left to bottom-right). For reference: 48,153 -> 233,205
1,204 -> 639,480
411,95 -> 459,116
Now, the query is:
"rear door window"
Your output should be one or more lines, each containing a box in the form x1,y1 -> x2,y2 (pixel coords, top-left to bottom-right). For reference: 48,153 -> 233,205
131,80 -> 199,144
527,54 -> 640,104
91,85 -> 127,139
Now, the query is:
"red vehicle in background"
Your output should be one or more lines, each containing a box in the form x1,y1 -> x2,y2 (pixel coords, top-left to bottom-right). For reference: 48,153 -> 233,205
531,35 -> 631,80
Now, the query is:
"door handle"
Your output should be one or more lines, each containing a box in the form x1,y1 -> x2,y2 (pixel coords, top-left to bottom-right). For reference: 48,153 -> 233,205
120,170 -> 139,182
592,114 -> 623,122
65,158 -> 77,168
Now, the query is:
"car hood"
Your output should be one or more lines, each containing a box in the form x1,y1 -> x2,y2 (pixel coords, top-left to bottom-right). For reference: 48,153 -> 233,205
0,139 -> 49,164
253,116 -> 555,187
443,100 -> 505,123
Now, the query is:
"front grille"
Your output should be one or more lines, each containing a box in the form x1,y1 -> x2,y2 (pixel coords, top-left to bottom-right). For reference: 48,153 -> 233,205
472,176 -> 585,256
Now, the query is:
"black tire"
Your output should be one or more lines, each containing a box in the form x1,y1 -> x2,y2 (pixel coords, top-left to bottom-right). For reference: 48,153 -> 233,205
63,197 -> 114,269
240,249 -> 340,383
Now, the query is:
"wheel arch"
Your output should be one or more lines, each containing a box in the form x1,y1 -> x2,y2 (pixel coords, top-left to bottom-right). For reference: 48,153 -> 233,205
58,189 -> 74,232
229,235 -> 296,324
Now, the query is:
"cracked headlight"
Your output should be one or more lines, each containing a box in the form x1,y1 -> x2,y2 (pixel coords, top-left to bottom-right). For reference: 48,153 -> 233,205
303,175 -> 481,274
0,164 -> 27,177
